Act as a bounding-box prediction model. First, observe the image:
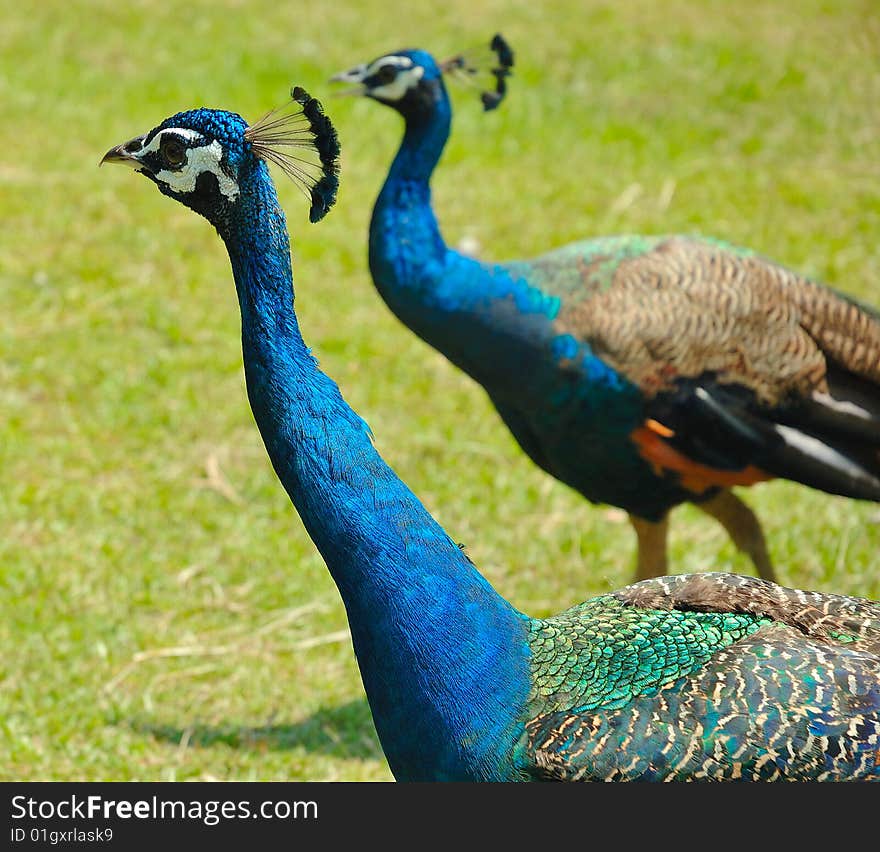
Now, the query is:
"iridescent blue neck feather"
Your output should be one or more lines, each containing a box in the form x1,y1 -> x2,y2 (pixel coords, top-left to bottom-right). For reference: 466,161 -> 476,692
222,159 -> 531,781
366,75 -> 680,519
369,80 -> 562,401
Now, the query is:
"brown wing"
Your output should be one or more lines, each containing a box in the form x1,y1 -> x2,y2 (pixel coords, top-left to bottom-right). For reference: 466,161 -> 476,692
554,237 -> 880,499
554,236 -> 880,404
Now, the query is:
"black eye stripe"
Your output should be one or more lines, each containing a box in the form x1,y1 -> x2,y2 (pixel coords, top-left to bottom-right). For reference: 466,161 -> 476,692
138,150 -> 165,172
366,64 -> 400,86
161,139 -> 186,164
157,133 -> 190,167
378,65 -> 397,81
134,133 -> 191,175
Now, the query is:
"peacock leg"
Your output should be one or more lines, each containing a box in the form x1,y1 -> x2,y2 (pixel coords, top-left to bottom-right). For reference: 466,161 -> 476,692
696,489 -> 776,582
629,514 -> 669,581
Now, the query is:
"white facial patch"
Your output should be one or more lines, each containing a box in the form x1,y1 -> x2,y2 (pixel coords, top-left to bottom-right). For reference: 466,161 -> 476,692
368,55 -> 415,71
367,55 -> 424,102
139,128 -> 240,201
141,127 -> 204,149
369,66 -> 425,101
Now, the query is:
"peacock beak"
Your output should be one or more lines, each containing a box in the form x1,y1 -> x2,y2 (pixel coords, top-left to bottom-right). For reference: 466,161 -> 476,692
328,65 -> 368,97
99,135 -> 147,167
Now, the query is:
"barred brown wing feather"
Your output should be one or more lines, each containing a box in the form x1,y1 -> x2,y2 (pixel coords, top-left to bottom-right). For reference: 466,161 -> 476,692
554,237 -> 880,404
552,237 -> 880,498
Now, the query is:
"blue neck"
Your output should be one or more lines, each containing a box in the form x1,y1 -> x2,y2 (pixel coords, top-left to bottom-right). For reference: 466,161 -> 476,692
370,88 -> 451,281
388,83 -> 453,186
221,161 -> 530,781
369,88 -> 560,398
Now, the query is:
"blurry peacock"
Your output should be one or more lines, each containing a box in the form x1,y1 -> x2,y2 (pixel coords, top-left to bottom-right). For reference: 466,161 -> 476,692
331,35 -> 880,582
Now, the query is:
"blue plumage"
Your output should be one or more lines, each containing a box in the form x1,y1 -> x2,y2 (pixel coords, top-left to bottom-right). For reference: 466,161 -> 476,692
332,37 -> 880,583
104,89 -> 880,782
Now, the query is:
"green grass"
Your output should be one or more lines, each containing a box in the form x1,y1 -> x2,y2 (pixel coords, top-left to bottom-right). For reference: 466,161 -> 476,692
2,0 -> 879,781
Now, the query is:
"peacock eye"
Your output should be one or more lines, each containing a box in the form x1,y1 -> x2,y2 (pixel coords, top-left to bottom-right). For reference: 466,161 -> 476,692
375,65 -> 397,84
160,137 -> 186,167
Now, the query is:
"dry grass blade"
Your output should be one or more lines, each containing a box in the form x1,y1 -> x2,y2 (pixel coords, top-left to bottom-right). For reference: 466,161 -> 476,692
102,601 -> 330,693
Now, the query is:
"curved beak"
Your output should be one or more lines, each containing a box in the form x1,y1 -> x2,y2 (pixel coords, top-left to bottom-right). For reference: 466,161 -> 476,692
328,64 -> 368,97
99,134 -> 147,168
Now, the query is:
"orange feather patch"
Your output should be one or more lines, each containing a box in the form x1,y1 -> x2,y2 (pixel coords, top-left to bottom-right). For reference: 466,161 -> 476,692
631,422 -> 773,494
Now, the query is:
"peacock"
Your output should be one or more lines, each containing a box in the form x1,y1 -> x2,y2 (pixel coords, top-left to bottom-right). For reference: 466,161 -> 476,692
330,35 -> 880,583
102,87 -> 880,781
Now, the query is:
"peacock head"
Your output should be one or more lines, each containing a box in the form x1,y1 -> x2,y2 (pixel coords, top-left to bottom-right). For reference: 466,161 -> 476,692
101,86 -> 340,226
330,34 -> 514,119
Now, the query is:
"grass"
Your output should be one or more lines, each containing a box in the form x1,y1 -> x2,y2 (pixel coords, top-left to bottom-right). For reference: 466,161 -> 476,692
2,0 -> 879,781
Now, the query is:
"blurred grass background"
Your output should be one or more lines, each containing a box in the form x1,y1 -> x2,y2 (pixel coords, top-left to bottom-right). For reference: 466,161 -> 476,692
2,0 -> 879,781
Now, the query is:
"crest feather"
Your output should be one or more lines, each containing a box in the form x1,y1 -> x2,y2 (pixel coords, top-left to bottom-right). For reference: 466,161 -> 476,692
440,33 -> 514,112
245,86 -> 341,222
